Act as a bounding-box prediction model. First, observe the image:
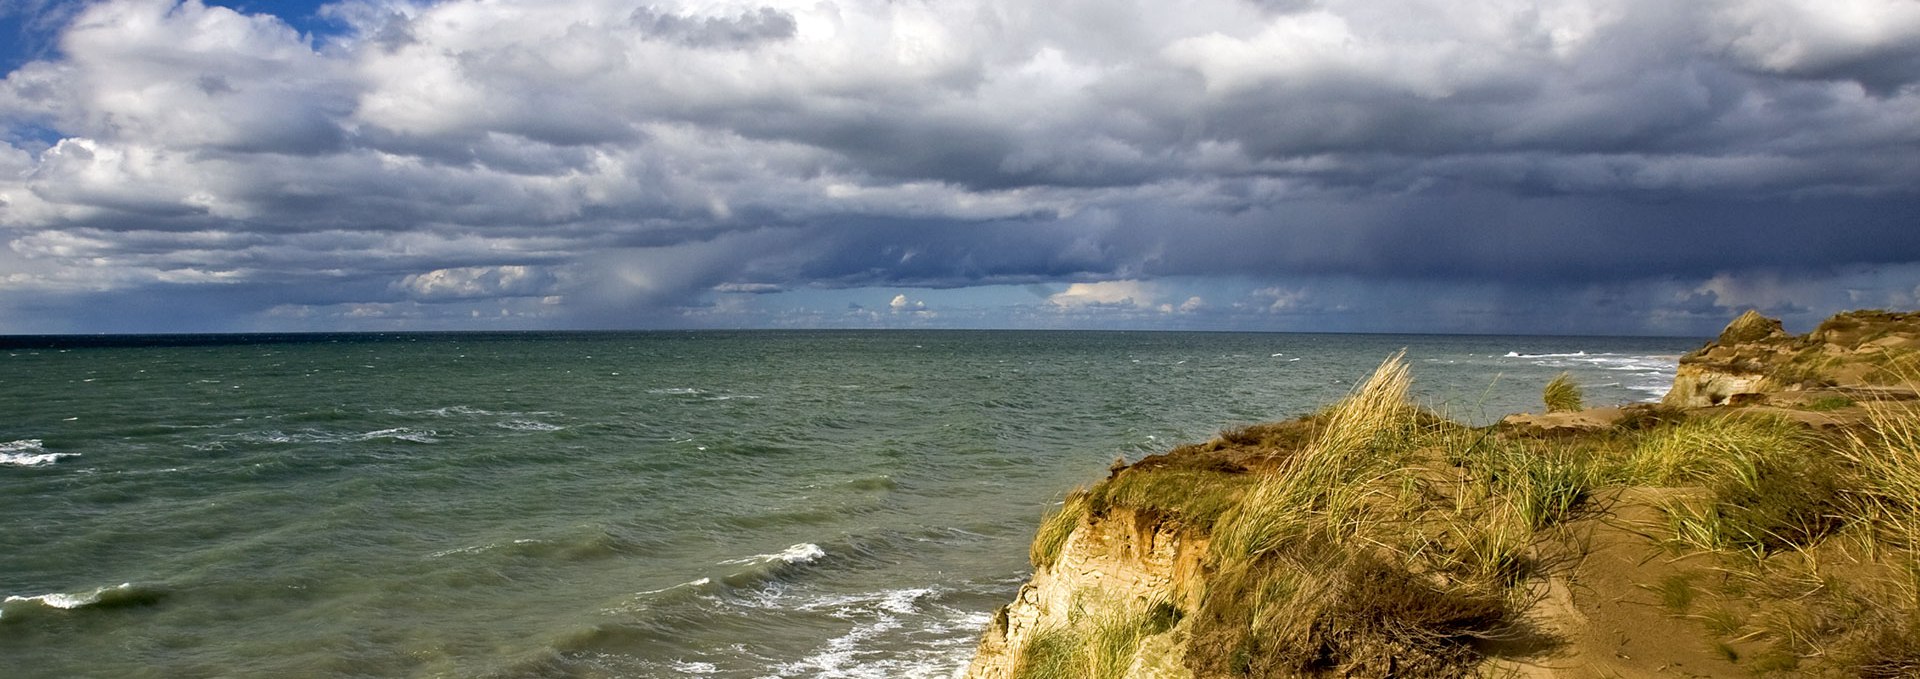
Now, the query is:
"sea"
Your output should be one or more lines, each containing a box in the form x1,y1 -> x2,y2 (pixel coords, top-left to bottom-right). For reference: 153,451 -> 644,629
0,330 -> 1700,678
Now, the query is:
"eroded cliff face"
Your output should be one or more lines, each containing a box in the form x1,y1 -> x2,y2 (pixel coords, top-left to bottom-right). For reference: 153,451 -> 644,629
1663,309 -> 1920,408
963,507 -> 1206,679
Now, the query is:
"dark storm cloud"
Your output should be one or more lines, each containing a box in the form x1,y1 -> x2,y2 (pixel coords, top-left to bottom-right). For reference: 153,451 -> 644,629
0,0 -> 1917,333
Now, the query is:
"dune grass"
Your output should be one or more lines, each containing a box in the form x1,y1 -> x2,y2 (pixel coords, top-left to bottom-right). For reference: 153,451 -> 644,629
1543,372 -> 1582,413
1030,493 -> 1089,569
1210,351 -> 1421,562
1010,593 -> 1176,679
1085,467 -> 1255,533
1027,346 -> 1920,677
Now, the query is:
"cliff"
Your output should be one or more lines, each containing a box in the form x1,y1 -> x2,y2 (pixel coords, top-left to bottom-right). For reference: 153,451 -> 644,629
1664,309 -> 1920,408
965,310 -> 1920,679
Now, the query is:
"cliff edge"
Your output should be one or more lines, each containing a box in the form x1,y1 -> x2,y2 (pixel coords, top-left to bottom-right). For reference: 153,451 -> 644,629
1664,309 -> 1920,408
966,310 -> 1920,679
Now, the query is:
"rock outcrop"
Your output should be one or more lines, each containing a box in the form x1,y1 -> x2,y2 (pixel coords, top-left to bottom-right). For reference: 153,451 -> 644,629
1663,309 -> 1920,407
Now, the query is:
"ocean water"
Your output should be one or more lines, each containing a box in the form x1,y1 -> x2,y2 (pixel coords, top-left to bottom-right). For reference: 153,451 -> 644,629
0,331 -> 1698,678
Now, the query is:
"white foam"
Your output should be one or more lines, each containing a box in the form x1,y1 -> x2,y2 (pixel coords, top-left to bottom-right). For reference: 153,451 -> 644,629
722,543 -> 826,566
769,587 -> 990,679
0,439 -> 77,467
647,387 -> 702,395
1498,351 -> 1680,399
351,428 -> 440,443
636,577 -> 712,597
497,420 -> 563,432
4,582 -> 133,609
670,660 -> 718,674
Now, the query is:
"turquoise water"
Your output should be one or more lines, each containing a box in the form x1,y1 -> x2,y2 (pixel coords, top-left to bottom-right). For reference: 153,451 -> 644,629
0,331 -> 1697,678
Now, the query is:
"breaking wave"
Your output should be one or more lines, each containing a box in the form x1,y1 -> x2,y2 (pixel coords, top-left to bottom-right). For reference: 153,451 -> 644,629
0,439 -> 78,467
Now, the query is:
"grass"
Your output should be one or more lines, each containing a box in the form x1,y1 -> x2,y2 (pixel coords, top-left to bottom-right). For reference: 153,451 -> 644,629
1543,372 -> 1583,413
1210,351 -> 1421,562
1010,593 -> 1174,679
1184,354 -> 1527,677
1612,414 -> 1807,487
1015,324 -> 1920,677
1840,397 -> 1920,549
1190,548 -> 1507,678
1030,493 -> 1089,568
1463,439 -> 1599,531
1720,309 -> 1784,345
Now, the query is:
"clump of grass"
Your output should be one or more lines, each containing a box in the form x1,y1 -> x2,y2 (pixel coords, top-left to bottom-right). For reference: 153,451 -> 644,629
1030,493 -> 1089,569
1721,309 -> 1785,345
1839,398 -> 1920,549
1185,355 -> 1525,677
1085,467 -> 1254,532
1543,372 -> 1583,413
1615,415 -> 1807,487
1211,352 -> 1420,561
1189,549 -> 1507,678
1010,594 -> 1173,679
1651,573 -> 1697,612
1654,420 -> 1842,555
1465,440 -> 1598,531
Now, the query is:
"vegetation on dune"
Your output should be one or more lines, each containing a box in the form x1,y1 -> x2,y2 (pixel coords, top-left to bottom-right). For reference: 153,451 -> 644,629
1542,372 -> 1582,413
1010,594 -> 1178,679
1010,320 -> 1920,678
1030,493 -> 1089,569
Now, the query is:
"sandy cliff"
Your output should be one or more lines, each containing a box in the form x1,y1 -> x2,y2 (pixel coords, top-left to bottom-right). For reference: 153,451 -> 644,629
966,309 -> 1920,679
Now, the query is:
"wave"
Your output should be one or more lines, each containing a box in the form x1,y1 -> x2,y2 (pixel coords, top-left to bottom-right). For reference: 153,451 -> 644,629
0,583 -> 163,620
1504,350 -> 1588,358
770,587 -> 994,678
429,531 -> 647,562
716,543 -> 827,588
0,439 -> 78,467
385,405 -> 557,418
1498,351 -> 1680,398
215,427 -> 442,446
497,420 -> 563,432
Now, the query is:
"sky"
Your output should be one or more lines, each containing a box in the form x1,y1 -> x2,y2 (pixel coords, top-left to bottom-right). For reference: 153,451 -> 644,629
0,0 -> 1917,335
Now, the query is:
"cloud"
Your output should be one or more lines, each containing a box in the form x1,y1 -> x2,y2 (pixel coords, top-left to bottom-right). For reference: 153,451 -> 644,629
0,0 -> 1915,333
395,265 -> 557,301
1049,280 -> 1158,309
889,293 -> 926,312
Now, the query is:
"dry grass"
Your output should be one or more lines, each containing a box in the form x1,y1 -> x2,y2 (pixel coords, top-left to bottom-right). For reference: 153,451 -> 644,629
1189,548 -> 1507,678
1010,593 -> 1176,679
1024,338 -> 1920,677
1030,492 -> 1089,569
1086,466 -> 1255,533
1543,372 -> 1582,413
1613,414 -> 1807,487
1210,351 -> 1420,562
1181,354 -> 1530,677
1720,308 -> 1785,345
